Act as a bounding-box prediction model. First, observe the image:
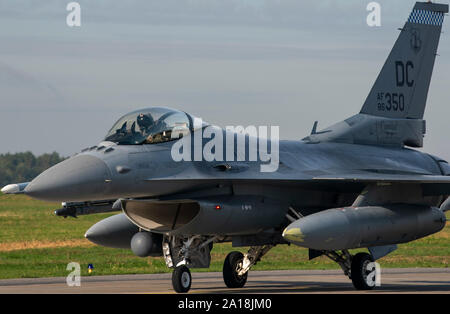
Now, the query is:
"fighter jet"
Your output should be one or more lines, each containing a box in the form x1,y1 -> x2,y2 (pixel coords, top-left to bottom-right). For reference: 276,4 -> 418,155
2,1 -> 449,293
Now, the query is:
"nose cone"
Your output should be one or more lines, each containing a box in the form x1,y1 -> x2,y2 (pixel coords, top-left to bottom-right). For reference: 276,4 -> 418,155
25,155 -> 111,202
282,226 -> 306,244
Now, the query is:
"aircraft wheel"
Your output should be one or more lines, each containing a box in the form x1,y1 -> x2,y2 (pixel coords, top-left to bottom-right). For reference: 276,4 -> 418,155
223,251 -> 248,288
172,265 -> 192,293
351,252 -> 376,290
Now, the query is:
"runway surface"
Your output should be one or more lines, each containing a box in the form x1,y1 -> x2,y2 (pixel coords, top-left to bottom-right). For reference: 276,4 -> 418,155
0,268 -> 449,294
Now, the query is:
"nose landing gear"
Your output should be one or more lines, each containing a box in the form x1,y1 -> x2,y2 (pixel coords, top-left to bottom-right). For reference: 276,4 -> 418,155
163,235 -> 215,293
172,265 -> 192,293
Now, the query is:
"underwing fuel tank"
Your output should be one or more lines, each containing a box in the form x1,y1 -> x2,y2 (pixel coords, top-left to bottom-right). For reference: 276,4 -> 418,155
282,205 -> 446,251
85,213 -> 139,249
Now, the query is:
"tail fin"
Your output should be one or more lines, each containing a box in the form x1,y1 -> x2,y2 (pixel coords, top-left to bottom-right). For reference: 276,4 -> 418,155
360,2 -> 448,119
304,2 -> 448,148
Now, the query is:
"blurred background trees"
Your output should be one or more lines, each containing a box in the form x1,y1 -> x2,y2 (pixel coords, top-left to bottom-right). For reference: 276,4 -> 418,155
0,152 -> 65,186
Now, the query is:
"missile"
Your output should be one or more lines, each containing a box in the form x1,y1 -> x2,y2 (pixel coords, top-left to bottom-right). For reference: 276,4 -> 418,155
282,204 -> 446,251
54,200 -> 117,218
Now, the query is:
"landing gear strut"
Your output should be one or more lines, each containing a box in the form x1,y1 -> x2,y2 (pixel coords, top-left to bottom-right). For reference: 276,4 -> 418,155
163,235 -> 215,293
323,250 -> 376,290
223,245 -> 274,289
162,235 -> 274,293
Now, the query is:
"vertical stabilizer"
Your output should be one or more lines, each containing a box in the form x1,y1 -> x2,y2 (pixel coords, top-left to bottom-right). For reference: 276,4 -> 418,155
360,2 -> 448,119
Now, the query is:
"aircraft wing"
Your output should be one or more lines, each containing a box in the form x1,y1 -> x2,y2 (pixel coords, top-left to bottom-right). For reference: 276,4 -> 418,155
147,172 -> 450,196
146,172 -> 450,195
312,173 -> 450,184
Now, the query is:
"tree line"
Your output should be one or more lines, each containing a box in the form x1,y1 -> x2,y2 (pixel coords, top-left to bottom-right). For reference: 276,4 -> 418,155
0,152 -> 65,186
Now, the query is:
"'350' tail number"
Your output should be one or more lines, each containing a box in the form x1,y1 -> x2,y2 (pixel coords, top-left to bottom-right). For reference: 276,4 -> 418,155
377,92 -> 405,111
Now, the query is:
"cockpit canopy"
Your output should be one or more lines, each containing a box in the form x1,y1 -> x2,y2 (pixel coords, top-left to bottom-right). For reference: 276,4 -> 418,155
105,107 -> 191,145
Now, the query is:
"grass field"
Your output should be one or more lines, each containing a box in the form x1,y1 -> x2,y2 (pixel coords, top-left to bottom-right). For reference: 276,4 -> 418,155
0,193 -> 449,279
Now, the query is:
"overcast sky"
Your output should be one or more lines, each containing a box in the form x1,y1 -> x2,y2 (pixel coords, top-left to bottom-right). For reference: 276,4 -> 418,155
0,0 -> 449,160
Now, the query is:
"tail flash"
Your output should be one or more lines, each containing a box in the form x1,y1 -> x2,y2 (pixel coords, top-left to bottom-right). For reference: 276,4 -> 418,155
360,2 -> 448,119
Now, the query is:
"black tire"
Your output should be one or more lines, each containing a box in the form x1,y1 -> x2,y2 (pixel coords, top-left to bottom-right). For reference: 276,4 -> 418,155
351,252 -> 376,290
172,265 -> 192,293
223,251 -> 248,288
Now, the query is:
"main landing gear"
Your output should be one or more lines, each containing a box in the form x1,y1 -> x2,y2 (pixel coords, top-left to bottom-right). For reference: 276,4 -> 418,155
321,250 -> 377,290
223,246 -> 273,289
223,252 -> 247,288
163,235 -> 274,293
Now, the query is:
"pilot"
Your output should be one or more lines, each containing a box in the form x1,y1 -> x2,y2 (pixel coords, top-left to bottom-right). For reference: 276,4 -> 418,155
137,113 -> 154,133
145,132 -> 164,144
145,134 -> 154,144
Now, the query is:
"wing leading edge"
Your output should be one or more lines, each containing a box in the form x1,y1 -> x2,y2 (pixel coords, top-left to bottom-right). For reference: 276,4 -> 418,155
146,173 -> 450,185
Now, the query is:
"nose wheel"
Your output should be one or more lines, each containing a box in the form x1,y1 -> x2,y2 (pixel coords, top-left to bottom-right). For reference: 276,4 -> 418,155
172,265 -> 192,293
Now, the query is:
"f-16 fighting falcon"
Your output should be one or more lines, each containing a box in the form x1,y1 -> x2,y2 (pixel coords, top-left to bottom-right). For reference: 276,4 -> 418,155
2,2 -> 450,293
